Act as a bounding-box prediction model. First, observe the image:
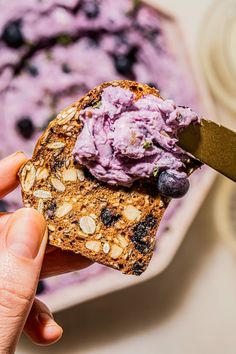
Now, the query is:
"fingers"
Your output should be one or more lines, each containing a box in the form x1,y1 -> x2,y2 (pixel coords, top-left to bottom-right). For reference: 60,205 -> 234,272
24,298 -> 62,346
0,152 -> 27,199
41,247 -> 92,278
0,208 -> 47,353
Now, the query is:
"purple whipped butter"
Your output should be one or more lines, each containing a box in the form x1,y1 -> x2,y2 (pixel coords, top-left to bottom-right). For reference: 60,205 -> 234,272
73,86 -> 200,187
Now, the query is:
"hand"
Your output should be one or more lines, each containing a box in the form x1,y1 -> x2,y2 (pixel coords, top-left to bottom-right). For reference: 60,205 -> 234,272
0,152 -> 92,352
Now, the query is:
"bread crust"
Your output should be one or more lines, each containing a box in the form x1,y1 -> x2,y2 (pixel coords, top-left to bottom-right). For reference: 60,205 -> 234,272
19,80 -> 178,275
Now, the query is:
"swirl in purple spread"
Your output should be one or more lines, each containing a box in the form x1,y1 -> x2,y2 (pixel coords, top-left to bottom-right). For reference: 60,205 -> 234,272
73,86 -> 200,186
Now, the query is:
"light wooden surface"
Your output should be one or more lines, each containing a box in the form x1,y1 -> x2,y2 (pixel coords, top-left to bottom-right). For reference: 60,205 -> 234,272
17,1 -> 236,353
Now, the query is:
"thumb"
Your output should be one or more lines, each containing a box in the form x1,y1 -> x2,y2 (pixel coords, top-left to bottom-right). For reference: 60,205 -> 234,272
0,208 -> 47,354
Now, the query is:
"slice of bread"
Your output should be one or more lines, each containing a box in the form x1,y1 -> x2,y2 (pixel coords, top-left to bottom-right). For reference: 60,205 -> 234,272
19,80 -> 195,275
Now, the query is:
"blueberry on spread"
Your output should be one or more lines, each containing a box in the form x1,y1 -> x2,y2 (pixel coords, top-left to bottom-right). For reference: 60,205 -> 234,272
100,208 -> 120,227
2,20 -> 24,48
82,1 -> 100,19
114,48 -> 138,77
26,65 -> 39,77
157,171 -> 190,198
16,117 -> 35,139
62,63 -> 72,74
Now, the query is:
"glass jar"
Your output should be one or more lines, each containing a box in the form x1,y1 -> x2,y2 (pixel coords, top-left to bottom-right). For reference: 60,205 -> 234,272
199,0 -> 236,115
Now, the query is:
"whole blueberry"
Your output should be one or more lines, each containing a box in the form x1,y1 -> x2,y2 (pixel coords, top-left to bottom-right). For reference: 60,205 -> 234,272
83,1 -> 100,19
114,55 -> 133,76
16,117 -> 35,139
114,47 -> 138,77
2,20 -> 24,48
26,64 -> 39,77
62,63 -> 71,74
157,171 -> 190,199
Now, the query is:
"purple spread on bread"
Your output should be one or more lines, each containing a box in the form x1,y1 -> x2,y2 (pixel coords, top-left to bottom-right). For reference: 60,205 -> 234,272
73,86 -> 200,187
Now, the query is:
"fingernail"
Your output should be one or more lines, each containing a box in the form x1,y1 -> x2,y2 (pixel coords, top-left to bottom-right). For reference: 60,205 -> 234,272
6,209 -> 46,259
4,151 -> 26,160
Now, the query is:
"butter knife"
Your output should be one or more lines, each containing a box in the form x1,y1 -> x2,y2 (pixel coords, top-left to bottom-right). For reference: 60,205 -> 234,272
177,119 -> 236,182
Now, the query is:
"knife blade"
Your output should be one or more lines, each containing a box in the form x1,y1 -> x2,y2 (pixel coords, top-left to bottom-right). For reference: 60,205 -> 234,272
177,119 -> 236,182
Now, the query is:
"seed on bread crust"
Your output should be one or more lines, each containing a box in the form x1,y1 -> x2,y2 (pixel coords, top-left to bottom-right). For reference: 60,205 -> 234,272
79,216 -> 96,235
110,244 -> 123,259
85,240 -> 101,252
55,202 -> 72,218
123,205 -> 141,221
77,169 -> 85,182
51,177 -> 66,192
36,167 -> 49,180
37,199 -> 44,214
62,168 -> 77,181
48,224 -> 56,232
33,190 -> 52,199
21,162 -> 36,192
59,107 -> 77,124
117,235 -> 128,248
47,142 -> 65,149
103,242 -> 110,254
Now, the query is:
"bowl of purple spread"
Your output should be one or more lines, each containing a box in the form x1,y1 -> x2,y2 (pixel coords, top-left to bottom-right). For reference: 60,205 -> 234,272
0,0 -> 216,309
0,0 -> 196,159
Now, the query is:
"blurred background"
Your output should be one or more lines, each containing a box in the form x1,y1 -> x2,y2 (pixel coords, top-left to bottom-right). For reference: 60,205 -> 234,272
0,0 -> 235,353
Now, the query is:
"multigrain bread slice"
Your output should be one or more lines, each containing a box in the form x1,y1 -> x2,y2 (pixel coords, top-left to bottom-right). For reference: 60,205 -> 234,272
19,80 -> 196,275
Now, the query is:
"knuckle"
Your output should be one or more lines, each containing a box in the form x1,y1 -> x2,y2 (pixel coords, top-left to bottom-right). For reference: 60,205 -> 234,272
0,286 -> 33,316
